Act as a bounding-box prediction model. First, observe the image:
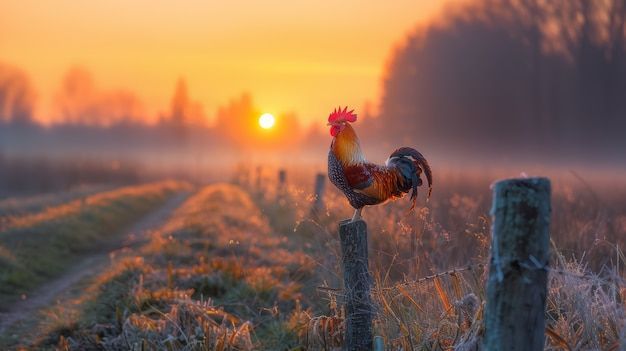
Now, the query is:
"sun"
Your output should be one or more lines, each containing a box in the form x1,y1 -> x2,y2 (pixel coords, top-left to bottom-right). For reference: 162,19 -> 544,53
258,113 -> 275,129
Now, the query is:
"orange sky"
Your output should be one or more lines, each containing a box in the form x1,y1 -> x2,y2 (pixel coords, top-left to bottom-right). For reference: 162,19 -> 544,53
1,1 -> 449,125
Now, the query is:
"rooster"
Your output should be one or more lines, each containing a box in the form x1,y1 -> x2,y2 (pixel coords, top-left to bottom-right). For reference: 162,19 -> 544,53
327,107 -> 432,221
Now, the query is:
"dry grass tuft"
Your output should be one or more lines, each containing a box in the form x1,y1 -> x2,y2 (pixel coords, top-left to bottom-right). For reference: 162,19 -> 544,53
102,300 -> 253,351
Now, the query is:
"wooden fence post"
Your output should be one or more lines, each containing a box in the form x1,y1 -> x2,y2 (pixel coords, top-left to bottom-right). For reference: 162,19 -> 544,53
255,166 -> 262,190
310,173 -> 326,217
484,177 -> 551,351
277,169 -> 287,194
339,219 -> 373,351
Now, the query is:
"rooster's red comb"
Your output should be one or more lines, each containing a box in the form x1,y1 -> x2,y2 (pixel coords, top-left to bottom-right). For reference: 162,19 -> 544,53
328,106 -> 357,124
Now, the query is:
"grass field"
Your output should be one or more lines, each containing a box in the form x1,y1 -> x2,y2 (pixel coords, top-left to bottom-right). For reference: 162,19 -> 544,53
14,184 -> 316,349
1,168 -> 624,350
245,166 -> 626,350
0,181 -> 190,309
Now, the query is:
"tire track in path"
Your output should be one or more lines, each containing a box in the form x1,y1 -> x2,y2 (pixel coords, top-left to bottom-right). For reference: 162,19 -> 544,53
0,191 -> 191,338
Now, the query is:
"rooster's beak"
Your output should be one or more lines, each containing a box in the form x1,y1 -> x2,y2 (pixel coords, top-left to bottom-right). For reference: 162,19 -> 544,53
326,122 -> 332,126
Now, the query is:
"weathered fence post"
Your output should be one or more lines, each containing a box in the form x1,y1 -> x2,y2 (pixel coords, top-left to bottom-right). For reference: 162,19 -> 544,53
484,177 -> 551,351
310,173 -> 326,217
339,219 -> 373,351
255,166 -> 262,190
254,166 -> 264,200
275,169 -> 287,202
277,169 -> 287,192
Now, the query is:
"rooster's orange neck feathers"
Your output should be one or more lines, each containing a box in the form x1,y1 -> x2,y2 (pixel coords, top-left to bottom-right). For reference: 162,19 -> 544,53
331,123 -> 366,166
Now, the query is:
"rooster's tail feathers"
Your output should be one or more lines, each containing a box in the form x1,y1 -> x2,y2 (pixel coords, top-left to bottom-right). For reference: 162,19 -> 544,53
387,147 -> 433,210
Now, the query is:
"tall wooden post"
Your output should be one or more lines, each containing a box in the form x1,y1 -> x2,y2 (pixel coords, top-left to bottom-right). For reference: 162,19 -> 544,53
255,166 -> 262,190
255,166 -> 264,200
277,169 -> 287,192
275,169 -> 287,202
484,177 -> 551,351
311,173 -> 326,217
339,219 -> 373,351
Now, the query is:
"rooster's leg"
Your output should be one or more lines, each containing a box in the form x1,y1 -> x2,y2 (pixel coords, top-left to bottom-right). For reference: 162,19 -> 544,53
351,208 -> 363,222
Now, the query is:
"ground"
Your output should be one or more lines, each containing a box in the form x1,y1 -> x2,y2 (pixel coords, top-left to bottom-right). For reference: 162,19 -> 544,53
0,175 -> 624,350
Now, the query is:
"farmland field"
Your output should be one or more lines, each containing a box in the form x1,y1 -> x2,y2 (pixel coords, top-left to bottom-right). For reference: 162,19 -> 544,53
0,168 -> 623,350
4,0 -> 626,349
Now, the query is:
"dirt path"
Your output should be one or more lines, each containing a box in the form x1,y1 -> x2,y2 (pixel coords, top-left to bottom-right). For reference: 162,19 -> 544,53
0,192 -> 191,336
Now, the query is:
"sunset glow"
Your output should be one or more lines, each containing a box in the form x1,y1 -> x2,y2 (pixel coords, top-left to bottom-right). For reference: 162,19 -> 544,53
258,113 -> 275,129
0,0 -> 447,125
1,1 -> 625,347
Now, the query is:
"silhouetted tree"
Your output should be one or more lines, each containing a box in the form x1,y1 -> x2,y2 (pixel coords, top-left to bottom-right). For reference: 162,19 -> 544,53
170,78 -> 189,128
0,63 -> 36,125
214,93 -> 258,147
377,0 -> 626,162
161,77 -> 207,139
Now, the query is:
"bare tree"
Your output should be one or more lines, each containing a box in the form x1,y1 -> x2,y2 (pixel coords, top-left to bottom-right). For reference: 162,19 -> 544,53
0,63 -> 36,125
161,77 -> 207,139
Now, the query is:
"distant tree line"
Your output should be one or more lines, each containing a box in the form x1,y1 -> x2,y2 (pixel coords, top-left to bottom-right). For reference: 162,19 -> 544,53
375,0 -> 626,162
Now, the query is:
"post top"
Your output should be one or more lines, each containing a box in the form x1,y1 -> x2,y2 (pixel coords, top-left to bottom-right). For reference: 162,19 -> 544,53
339,219 -> 367,227
492,177 -> 550,190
